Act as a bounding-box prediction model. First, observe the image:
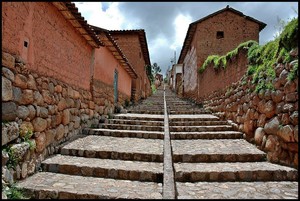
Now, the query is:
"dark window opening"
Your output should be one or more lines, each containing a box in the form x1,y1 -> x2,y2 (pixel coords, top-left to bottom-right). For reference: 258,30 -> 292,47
216,31 -> 224,39
24,41 -> 28,47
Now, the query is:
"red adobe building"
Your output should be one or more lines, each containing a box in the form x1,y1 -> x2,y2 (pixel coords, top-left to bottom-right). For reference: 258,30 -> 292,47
178,5 -> 266,101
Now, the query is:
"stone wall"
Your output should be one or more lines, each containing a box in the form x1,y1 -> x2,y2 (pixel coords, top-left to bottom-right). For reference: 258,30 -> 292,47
2,51 -> 119,181
200,50 -> 298,168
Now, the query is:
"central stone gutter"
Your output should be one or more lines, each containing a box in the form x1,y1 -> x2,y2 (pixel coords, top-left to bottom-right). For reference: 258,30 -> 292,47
162,84 -> 176,199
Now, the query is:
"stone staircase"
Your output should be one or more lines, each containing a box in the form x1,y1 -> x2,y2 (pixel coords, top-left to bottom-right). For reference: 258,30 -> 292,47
165,88 -> 298,199
16,85 -> 298,199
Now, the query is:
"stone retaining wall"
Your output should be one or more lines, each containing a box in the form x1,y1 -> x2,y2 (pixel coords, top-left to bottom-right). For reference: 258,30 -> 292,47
200,50 -> 298,168
2,51 -> 127,181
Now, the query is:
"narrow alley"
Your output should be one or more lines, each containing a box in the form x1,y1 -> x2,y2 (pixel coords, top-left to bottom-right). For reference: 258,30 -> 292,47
16,85 -> 298,199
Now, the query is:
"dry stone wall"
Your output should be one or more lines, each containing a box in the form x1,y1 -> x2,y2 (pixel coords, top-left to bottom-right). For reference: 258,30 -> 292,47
200,49 -> 298,168
2,51 -> 126,181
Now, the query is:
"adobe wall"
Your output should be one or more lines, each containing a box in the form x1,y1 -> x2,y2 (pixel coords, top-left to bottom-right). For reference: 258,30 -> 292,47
183,10 -> 260,102
94,47 -> 132,97
2,2 -> 93,90
200,50 -> 298,168
1,2 -> 131,182
197,49 -> 248,100
111,33 -> 149,101
182,46 -> 198,101
194,10 -> 260,67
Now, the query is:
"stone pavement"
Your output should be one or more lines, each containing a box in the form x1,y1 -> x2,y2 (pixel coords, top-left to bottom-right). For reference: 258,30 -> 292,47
165,87 -> 298,199
16,85 -> 298,199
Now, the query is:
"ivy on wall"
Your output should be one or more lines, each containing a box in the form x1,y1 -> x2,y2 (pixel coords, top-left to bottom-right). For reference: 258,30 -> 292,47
199,17 -> 298,93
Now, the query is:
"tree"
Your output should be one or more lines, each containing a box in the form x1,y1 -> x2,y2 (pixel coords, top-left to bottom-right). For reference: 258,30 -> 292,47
145,63 -> 162,84
152,63 -> 161,75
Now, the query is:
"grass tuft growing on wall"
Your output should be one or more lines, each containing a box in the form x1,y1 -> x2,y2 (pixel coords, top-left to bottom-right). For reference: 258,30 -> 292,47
199,40 -> 258,73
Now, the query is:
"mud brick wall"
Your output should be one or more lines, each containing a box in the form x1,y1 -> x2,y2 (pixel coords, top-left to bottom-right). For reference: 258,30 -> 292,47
200,51 -> 298,168
182,9 -> 260,102
2,2 -> 93,90
109,33 -> 150,101
197,49 -> 248,100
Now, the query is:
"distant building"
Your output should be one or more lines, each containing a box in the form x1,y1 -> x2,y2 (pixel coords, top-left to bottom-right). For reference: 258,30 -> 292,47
108,30 -> 152,102
154,73 -> 163,88
177,5 -> 266,101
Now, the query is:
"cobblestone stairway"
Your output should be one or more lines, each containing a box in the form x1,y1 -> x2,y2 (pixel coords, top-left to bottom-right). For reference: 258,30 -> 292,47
164,88 -> 298,199
16,85 -> 298,199
16,88 -> 166,199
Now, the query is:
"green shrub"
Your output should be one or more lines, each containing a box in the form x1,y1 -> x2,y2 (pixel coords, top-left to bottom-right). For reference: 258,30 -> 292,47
199,40 -> 258,74
278,18 -> 298,50
3,184 -> 29,199
287,61 -> 298,81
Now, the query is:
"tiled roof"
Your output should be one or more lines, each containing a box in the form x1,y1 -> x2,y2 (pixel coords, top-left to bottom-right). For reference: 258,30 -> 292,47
109,30 -> 151,66
52,2 -> 103,48
91,25 -> 138,79
177,5 -> 267,64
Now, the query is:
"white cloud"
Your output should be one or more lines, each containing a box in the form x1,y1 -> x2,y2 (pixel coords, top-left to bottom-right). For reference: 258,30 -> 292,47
170,13 -> 192,50
74,2 -> 126,30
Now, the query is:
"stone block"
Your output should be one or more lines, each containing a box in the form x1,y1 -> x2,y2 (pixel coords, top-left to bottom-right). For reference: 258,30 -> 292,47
62,109 -> 70,125
2,67 -> 15,82
35,132 -> 46,153
277,125 -> 294,142
55,124 -> 65,140
17,105 -> 30,120
2,76 -> 13,101
32,117 -> 47,132
14,74 -> 28,89
2,122 -> 19,146
2,52 -> 15,69
254,127 -> 265,146
264,117 -> 280,135
2,102 -> 17,122
18,89 -> 34,105
10,142 -> 30,162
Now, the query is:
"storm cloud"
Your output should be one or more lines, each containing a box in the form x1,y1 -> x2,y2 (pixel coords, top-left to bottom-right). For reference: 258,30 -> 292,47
75,2 -> 298,76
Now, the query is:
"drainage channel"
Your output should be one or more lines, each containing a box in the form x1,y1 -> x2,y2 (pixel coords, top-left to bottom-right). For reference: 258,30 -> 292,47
162,84 -> 177,199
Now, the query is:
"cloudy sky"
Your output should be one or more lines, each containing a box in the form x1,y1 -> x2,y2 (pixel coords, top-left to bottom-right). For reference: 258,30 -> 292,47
74,1 -> 298,76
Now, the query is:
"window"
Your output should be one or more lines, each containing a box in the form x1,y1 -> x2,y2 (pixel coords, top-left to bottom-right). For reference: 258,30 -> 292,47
24,41 -> 28,47
216,31 -> 224,39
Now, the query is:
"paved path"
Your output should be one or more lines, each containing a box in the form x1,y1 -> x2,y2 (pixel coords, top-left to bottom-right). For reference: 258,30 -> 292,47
16,85 -> 298,199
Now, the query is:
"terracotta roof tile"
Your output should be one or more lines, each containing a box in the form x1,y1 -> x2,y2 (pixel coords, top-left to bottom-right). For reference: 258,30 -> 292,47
91,25 -> 138,79
52,2 -> 103,48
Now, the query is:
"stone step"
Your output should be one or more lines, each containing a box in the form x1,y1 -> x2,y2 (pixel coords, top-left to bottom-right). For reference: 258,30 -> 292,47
170,125 -> 233,132
127,110 -> 163,115
42,154 -> 163,182
113,113 -> 164,121
169,111 -> 210,114
170,131 -> 243,139
99,124 -> 164,132
108,119 -> 164,126
171,139 -> 266,163
16,172 -> 162,199
129,107 -> 164,110
60,135 -> 164,162
169,114 -> 219,121
174,162 -> 298,182
83,128 -> 164,139
176,181 -> 298,199
169,120 -> 229,126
